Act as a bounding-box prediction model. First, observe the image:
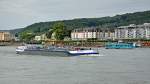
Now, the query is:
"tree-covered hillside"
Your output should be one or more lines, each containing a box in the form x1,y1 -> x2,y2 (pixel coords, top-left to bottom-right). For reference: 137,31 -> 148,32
13,10 -> 150,35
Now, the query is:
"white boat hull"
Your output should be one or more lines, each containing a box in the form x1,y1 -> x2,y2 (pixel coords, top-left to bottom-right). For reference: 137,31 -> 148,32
68,50 -> 99,56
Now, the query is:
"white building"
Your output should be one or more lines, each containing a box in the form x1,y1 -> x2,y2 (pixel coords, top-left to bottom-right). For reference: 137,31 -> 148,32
115,23 -> 150,40
71,27 -> 115,40
71,23 -> 150,40
71,28 -> 97,40
34,34 -> 47,41
115,24 -> 137,39
139,23 -> 150,39
35,36 -> 41,41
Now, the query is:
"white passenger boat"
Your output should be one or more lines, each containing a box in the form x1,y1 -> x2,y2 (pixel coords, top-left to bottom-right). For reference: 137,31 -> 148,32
68,50 -> 99,56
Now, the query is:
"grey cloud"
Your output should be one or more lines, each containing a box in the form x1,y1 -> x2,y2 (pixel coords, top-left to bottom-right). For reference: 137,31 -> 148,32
0,0 -> 150,30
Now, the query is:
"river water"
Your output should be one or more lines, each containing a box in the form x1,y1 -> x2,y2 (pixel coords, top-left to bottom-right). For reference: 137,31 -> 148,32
0,46 -> 150,84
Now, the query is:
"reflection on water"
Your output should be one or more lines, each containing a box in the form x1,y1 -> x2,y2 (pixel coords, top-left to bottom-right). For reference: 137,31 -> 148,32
0,46 -> 150,84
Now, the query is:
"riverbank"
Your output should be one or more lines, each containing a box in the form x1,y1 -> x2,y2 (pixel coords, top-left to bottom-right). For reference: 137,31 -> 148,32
1,41 -> 150,48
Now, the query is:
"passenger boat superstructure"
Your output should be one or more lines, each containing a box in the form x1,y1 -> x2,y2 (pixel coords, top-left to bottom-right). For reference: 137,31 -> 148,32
69,50 -> 99,55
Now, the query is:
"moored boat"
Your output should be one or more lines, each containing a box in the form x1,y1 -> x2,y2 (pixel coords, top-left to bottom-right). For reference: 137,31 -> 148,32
105,42 -> 136,49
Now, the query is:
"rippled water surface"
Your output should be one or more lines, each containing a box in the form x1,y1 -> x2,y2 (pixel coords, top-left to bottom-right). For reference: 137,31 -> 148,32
0,46 -> 150,84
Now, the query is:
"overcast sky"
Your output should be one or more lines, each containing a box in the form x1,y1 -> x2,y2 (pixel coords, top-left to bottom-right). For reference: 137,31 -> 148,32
0,0 -> 150,30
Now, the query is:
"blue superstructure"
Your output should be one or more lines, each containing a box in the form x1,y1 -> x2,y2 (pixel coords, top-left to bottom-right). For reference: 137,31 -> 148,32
105,42 -> 135,49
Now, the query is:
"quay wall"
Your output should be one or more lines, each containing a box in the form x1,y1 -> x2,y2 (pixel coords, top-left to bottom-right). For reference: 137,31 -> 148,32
1,40 -> 150,48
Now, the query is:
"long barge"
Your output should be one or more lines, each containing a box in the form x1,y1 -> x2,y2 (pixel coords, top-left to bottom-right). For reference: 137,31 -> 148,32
16,45 -> 99,56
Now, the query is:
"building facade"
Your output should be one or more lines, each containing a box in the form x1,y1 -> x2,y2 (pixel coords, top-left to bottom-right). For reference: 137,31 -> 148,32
115,23 -> 150,40
71,23 -> 150,41
115,24 -> 137,39
0,32 -> 11,41
34,34 -> 47,41
71,27 -> 115,40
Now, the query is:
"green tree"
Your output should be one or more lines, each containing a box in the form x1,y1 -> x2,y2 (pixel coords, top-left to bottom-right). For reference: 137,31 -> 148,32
52,22 -> 66,40
20,31 -> 35,42
45,29 -> 53,39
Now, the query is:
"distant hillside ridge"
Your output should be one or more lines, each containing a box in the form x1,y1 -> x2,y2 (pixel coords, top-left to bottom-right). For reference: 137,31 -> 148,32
11,10 -> 150,34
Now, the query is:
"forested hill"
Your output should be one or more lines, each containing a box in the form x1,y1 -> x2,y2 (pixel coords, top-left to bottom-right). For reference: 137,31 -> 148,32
14,10 -> 150,34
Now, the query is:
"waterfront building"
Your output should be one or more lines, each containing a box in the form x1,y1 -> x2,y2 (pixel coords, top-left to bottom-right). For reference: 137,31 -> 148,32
138,23 -> 150,39
115,24 -> 137,39
34,34 -> 48,41
71,23 -> 150,41
71,27 -> 115,40
115,23 -> 150,40
0,32 -> 11,41
109,32 -> 115,40
103,31 -> 115,40
71,27 -> 97,40
34,36 -> 41,41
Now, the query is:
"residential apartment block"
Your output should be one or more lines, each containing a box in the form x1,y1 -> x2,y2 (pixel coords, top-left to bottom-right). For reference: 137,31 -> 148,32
71,27 -> 115,40
115,23 -> 150,40
71,23 -> 150,40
